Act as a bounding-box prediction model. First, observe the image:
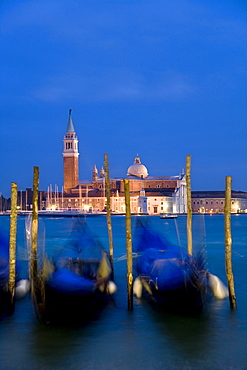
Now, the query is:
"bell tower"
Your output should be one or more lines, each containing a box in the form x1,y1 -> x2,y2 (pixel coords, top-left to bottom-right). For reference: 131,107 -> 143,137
63,109 -> 79,193
92,164 -> 98,183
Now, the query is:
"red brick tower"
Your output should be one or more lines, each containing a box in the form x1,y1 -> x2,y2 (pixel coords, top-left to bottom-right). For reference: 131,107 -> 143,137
63,109 -> 79,193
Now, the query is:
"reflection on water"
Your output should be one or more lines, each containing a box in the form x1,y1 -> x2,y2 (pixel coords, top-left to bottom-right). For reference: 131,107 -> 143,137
143,303 -> 213,358
0,215 -> 247,369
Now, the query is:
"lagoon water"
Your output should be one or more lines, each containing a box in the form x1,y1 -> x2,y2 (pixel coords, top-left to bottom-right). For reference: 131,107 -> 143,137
0,214 -> 247,369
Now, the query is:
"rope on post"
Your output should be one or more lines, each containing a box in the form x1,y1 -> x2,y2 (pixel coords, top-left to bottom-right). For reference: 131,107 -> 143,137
186,155 -> 193,255
224,176 -> 237,309
124,179 -> 133,311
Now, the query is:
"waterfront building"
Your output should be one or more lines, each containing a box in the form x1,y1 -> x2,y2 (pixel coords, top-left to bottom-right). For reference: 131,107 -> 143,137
2,111 -> 246,215
11,188 -> 247,215
48,110 -> 187,214
192,191 -> 247,213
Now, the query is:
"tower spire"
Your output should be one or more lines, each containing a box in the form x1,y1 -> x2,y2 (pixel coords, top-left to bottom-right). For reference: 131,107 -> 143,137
66,109 -> 75,133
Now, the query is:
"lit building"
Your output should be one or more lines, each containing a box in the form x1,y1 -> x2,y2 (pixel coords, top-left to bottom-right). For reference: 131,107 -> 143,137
4,110 -> 246,215
47,110 -> 187,214
2,110 -> 246,214
192,191 -> 247,214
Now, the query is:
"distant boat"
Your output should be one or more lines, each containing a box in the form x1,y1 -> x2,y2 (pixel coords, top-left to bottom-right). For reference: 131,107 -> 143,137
39,210 -> 90,218
160,213 -> 178,219
31,219 -> 116,323
12,210 -> 107,218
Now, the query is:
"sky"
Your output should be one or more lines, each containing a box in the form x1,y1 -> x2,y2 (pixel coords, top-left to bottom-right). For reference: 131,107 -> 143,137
0,0 -> 246,198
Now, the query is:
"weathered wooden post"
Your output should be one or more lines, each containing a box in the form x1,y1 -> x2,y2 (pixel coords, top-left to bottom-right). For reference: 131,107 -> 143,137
224,176 -> 236,309
104,154 -> 114,276
124,179 -> 133,311
30,167 -> 39,304
186,155 -> 193,255
8,182 -> 18,312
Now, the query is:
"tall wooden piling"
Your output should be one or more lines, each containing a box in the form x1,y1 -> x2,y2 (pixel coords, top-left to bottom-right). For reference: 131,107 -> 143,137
186,155 -> 193,255
104,154 -> 114,274
224,176 -> 236,309
8,182 -> 18,312
124,179 -> 133,311
30,167 -> 39,301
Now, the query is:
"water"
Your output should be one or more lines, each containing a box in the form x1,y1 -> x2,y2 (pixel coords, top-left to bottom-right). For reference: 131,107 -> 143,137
0,214 -> 247,369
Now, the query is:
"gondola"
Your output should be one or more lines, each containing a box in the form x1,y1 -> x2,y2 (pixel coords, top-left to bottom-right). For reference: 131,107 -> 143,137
0,229 -> 11,315
31,219 -> 116,323
133,220 -> 227,313
0,228 -> 29,316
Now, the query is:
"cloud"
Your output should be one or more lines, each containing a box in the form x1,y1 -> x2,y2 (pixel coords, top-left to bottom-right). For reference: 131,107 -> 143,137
32,68 -> 195,103
2,0 -> 246,46
1,1 -> 61,33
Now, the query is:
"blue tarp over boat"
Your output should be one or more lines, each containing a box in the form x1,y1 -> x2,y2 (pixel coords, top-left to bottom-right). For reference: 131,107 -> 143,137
0,230 -> 9,285
133,220 -> 209,310
36,220 -> 115,322
45,220 -> 112,296
47,268 -> 95,295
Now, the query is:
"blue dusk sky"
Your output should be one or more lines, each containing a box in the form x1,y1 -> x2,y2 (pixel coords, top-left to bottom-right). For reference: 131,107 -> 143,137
0,0 -> 246,198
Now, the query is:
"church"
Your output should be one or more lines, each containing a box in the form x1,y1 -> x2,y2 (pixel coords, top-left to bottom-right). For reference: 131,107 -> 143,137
48,110 -> 187,214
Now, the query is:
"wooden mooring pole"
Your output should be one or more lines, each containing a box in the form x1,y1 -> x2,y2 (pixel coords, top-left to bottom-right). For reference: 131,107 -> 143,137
124,179 -> 133,311
30,167 -> 39,301
8,182 -> 18,313
104,154 -> 114,277
186,155 -> 193,255
224,176 -> 237,309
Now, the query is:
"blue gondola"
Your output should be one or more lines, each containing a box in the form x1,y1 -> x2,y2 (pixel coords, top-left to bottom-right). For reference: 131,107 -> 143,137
0,229 -> 11,314
33,220 -> 116,323
0,228 -> 28,315
133,220 -> 211,313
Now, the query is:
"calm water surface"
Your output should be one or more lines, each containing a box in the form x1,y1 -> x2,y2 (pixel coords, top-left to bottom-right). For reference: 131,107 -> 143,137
0,214 -> 246,369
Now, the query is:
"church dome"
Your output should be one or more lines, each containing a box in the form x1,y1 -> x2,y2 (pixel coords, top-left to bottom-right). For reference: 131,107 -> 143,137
127,155 -> 148,179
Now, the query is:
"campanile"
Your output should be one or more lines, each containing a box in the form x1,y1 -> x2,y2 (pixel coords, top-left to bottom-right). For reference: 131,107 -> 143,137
63,109 -> 79,193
